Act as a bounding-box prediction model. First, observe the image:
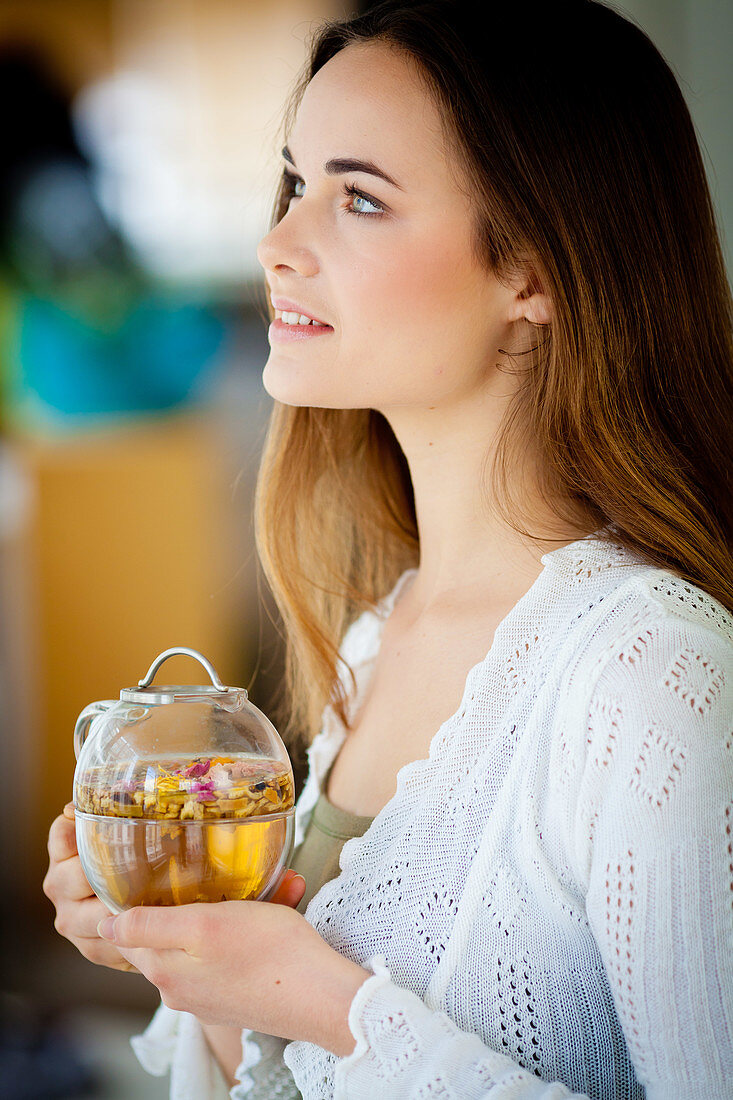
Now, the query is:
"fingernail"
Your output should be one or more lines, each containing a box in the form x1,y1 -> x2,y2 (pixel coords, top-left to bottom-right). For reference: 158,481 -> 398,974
97,916 -> 117,941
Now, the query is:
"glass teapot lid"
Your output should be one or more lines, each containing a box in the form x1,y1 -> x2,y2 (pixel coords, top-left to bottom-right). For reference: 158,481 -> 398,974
73,646 -> 294,823
120,645 -> 245,706
73,645 -> 292,766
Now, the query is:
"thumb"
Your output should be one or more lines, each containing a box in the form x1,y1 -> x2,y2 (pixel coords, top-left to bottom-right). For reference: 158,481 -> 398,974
267,869 -> 306,908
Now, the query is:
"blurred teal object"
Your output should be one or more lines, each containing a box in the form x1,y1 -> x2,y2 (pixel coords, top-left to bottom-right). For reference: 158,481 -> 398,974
13,293 -> 226,422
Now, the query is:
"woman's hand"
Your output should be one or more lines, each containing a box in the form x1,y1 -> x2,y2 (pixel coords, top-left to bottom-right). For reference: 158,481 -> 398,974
45,803 -> 369,1054
42,802 -> 139,973
98,894 -> 371,1056
44,803 -> 310,975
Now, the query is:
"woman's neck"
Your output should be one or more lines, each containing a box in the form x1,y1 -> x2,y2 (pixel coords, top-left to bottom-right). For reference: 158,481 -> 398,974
382,396 -> 592,617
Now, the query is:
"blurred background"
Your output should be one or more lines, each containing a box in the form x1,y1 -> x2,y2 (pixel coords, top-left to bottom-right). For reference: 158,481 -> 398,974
0,0 -> 729,1097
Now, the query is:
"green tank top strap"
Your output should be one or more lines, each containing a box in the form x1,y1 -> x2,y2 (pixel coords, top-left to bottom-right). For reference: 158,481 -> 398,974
291,785 -> 374,913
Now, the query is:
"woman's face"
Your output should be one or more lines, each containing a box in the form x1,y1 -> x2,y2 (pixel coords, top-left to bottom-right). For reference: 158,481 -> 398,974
257,42 -> 523,414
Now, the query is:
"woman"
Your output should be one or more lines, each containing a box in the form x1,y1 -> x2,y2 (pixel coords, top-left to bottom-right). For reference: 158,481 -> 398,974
44,1 -> 733,1097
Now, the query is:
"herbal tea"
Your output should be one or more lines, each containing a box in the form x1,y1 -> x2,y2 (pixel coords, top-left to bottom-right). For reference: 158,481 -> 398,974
75,755 -> 295,911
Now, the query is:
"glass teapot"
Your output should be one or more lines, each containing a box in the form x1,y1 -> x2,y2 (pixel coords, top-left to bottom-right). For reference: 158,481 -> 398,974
73,647 -> 295,913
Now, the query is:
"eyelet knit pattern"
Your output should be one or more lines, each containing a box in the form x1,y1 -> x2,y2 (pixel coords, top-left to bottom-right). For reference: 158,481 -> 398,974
131,533 -> 733,1100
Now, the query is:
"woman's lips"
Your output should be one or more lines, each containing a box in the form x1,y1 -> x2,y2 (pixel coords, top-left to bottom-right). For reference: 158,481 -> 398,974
270,297 -> 330,324
269,318 -> 334,342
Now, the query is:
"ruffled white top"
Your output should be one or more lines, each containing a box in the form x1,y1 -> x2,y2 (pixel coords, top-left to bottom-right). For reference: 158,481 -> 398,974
130,531 -> 733,1099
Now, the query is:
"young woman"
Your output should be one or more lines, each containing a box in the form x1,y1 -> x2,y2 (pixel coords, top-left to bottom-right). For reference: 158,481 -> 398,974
44,1 -> 732,1097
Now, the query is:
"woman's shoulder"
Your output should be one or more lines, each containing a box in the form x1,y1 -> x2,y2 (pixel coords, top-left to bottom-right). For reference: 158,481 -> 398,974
545,541 -> 733,766
545,550 -> 732,888
589,567 -> 732,721
634,567 -> 733,645
544,531 -> 733,655
589,562 -> 732,669
524,534 -> 733,755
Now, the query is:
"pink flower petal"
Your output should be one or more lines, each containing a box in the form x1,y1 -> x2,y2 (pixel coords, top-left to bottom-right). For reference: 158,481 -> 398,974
184,759 -> 211,778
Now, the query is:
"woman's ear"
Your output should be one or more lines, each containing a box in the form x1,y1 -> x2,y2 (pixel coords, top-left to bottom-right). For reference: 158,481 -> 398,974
507,263 -> 553,326
521,291 -> 553,326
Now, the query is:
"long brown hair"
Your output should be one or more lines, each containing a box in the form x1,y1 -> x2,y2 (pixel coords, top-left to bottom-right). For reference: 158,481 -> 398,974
255,0 -> 733,748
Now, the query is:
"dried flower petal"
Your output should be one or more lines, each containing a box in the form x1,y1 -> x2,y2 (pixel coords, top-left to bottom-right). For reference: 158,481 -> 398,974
191,780 -> 215,793
184,759 -> 211,778
208,764 -> 233,789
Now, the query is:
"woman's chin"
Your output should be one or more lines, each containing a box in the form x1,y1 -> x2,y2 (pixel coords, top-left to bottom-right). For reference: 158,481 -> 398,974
262,362 -> 354,410
262,360 -> 313,406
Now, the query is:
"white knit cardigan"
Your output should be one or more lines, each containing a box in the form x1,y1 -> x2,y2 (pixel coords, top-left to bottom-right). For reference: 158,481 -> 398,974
131,532 -> 733,1100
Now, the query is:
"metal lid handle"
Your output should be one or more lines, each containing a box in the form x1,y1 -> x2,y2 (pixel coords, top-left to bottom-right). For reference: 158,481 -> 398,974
138,647 -> 229,692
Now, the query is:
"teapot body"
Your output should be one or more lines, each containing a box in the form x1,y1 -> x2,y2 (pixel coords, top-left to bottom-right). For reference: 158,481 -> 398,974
72,650 -> 295,912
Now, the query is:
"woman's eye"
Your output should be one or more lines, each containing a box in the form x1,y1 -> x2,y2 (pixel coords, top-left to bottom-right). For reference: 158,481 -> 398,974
350,192 -> 381,215
281,170 -> 384,218
282,171 -> 304,202
344,184 -> 384,217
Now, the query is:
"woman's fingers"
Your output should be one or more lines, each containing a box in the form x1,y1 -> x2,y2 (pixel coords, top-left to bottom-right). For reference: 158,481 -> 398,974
57,895 -> 114,940
47,812 -> 78,863
51,893 -> 140,973
43,851 -> 94,905
267,869 -> 306,908
68,927 -> 141,972
54,896 -> 141,973
44,803 -> 140,974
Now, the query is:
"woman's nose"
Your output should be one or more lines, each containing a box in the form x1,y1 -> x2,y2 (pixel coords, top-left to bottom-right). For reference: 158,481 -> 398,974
257,210 -> 319,279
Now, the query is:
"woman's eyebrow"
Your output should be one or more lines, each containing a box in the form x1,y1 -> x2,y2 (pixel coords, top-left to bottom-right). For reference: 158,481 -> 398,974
282,145 -> 403,190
